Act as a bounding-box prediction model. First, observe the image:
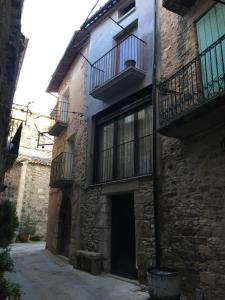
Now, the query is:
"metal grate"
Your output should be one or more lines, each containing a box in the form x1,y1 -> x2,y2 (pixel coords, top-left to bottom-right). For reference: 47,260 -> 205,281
50,152 -> 73,187
50,100 -> 69,124
90,34 -> 146,91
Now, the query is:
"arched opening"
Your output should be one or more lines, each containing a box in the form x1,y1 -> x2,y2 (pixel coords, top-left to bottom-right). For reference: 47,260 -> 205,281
58,195 -> 71,257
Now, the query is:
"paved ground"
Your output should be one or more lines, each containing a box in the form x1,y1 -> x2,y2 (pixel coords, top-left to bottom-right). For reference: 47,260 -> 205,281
7,243 -> 149,300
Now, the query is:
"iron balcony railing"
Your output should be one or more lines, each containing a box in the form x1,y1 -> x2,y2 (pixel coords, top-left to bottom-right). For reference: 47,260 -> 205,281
5,118 -> 23,171
7,118 -> 22,146
159,33 -> 225,126
50,100 -> 69,124
50,152 -> 73,187
90,34 -> 146,91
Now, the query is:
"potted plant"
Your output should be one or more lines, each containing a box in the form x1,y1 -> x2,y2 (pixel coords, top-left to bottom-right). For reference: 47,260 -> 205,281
0,200 -> 19,247
18,215 -> 36,243
125,59 -> 136,69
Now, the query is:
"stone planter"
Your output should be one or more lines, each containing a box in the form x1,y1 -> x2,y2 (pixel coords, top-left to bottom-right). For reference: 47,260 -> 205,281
125,59 -> 136,69
147,268 -> 180,300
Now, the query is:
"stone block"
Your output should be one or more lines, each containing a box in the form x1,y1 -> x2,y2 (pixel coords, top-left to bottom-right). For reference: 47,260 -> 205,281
74,250 -> 102,275
200,272 -> 215,286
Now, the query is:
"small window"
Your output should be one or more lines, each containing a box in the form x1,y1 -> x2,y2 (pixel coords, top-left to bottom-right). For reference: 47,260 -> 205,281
119,1 -> 135,18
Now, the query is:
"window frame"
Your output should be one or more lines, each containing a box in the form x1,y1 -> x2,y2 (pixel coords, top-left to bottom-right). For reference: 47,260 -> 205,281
93,99 -> 152,184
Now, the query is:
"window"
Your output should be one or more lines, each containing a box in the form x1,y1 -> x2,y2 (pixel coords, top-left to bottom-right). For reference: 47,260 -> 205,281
95,104 -> 152,183
119,1 -> 135,18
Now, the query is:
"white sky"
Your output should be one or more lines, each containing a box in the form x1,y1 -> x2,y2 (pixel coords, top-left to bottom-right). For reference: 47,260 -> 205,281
14,0 -> 107,114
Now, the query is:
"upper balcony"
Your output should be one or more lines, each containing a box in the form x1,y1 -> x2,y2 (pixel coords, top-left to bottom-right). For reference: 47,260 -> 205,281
158,34 -> 225,138
48,100 -> 69,136
49,152 -> 73,188
162,0 -> 197,16
5,118 -> 23,172
90,35 -> 146,100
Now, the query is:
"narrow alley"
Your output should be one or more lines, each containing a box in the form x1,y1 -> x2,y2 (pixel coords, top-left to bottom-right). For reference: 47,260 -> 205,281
7,243 -> 149,300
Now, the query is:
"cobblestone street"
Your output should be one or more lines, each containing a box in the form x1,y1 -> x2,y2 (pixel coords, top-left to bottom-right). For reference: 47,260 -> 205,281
7,243 -> 149,300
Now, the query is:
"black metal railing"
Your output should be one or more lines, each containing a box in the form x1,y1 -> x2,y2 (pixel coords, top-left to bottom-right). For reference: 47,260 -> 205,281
90,34 -> 146,91
159,33 -> 225,126
50,100 -> 69,124
7,118 -> 22,145
5,118 -> 23,171
50,152 -> 73,187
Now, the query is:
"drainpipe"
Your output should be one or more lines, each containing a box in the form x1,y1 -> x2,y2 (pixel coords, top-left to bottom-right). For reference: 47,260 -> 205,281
152,0 -> 160,269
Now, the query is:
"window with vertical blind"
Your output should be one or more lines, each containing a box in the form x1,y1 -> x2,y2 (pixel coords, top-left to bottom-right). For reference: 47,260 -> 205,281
95,104 -> 152,183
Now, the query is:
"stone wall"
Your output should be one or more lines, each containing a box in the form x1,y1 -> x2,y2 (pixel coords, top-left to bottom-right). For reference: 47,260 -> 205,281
0,162 -> 22,203
159,127 -> 225,300
46,46 -> 89,256
158,1 -> 225,299
0,0 -> 24,189
21,162 -> 50,240
1,161 -> 51,240
0,106 -> 52,239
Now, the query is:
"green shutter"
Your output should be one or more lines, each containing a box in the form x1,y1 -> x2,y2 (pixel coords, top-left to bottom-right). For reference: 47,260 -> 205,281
196,3 -> 225,97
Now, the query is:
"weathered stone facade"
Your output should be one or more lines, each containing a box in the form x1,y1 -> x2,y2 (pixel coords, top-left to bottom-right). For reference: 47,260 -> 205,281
158,0 -> 225,298
0,105 -> 52,239
0,0 -> 24,189
79,177 -> 156,282
46,45 -> 89,255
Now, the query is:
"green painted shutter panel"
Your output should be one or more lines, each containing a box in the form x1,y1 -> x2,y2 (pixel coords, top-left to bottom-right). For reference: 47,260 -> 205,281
196,3 -> 225,97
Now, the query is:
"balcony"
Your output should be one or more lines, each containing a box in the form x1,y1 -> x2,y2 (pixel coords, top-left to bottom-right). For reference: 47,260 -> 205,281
48,101 -> 69,136
158,34 -> 225,138
5,118 -> 23,171
162,0 -> 197,16
50,152 -> 73,188
90,35 -> 146,100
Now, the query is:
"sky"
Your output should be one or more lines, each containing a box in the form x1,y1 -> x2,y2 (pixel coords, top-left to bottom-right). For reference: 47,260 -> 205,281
14,0 -> 107,114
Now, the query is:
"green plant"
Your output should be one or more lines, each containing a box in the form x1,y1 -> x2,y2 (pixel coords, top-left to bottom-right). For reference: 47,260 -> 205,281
0,275 -> 21,300
0,248 -> 14,272
0,200 -> 19,247
0,274 -> 11,299
10,283 -> 21,298
19,214 -> 36,236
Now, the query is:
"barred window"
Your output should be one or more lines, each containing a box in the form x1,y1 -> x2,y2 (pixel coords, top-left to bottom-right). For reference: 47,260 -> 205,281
96,104 -> 152,183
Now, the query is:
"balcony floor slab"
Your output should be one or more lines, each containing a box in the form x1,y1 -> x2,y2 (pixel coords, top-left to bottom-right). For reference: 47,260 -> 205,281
90,67 -> 145,101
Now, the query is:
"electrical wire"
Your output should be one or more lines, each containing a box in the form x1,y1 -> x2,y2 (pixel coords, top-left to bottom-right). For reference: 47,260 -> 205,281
83,0 -> 101,26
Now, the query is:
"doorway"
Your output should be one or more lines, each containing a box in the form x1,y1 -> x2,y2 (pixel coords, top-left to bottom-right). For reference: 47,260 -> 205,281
58,196 -> 71,257
111,193 -> 137,279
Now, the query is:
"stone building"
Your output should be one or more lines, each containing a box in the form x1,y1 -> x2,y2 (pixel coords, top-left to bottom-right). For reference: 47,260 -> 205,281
157,0 -> 225,299
1,104 -> 52,239
0,0 -> 25,191
46,0 -> 225,298
46,0 -> 156,283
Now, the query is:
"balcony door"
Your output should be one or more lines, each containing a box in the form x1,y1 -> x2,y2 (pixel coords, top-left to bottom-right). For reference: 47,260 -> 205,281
116,27 -> 138,73
196,3 -> 225,98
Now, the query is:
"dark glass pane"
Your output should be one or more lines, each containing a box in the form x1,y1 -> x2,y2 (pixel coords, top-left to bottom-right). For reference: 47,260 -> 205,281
99,123 -> 114,182
138,106 -> 152,175
117,114 -> 134,178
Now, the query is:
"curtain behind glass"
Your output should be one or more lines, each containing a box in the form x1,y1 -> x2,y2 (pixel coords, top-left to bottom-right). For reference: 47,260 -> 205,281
117,114 -> 134,178
99,123 -> 114,182
138,106 -> 152,175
